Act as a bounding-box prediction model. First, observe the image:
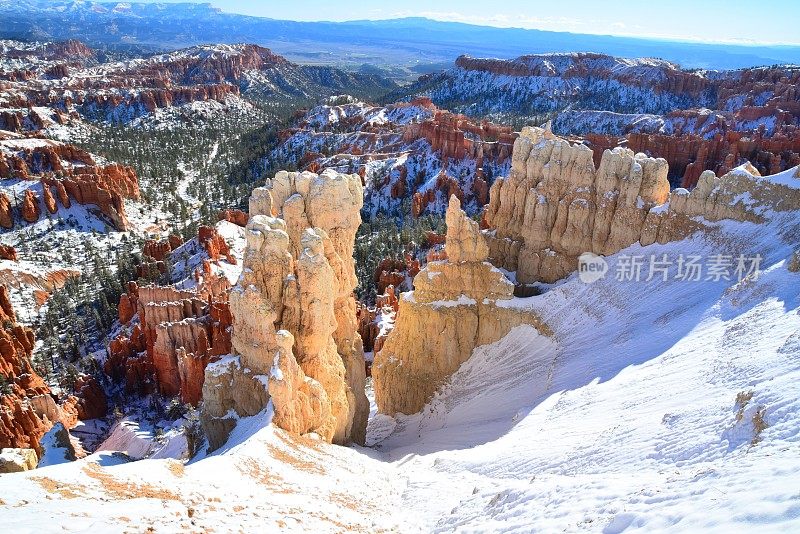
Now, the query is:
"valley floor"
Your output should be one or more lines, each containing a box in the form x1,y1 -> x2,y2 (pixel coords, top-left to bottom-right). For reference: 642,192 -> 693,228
2,214 -> 800,533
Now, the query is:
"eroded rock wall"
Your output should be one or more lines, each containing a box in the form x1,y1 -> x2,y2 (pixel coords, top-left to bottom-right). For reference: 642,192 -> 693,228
0,285 -> 102,457
107,276 -> 232,405
0,139 -> 140,230
484,126 -> 800,284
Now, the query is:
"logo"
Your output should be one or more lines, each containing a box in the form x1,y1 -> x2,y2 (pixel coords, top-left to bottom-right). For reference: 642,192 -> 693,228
578,252 -> 608,284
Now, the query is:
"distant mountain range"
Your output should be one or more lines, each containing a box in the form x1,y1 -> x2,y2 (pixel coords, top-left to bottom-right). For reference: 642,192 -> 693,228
2,1 -> 799,78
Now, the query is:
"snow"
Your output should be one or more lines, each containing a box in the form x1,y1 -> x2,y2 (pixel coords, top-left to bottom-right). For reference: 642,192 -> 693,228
0,177 -> 135,322
760,165 -> 800,189
171,220 -> 245,289
37,424 -> 74,468
430,294 -> 477,308
96,419 -> 164,460
374,209 -> 800,531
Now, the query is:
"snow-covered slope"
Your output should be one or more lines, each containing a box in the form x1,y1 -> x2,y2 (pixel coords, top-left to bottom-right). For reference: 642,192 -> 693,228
374,210 -> 800,531
3,180 -> 799,531
1,414 -> 406,532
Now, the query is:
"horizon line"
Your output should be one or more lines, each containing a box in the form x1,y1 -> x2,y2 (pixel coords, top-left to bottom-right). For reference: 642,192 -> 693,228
207,10 -> 800,48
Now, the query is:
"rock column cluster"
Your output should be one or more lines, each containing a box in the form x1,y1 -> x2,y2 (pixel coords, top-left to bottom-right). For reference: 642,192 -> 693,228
484,126 -> 800,284
201,170 -> 368,450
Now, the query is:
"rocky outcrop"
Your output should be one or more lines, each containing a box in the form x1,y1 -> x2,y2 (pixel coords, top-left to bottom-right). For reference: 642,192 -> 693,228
219,209 -> 248,227
581,130 -> 800,189
0,42 -> 391,130
374,254 -> 420,295
0,139 -> 140,230
69,375 -> 107,421
143,235 -> 183,262
108,220 -> 242,404
126,44 -> 287,86
454,53 -> 712,99
275,98 -> 512,218
199,225 -> 234,263
373,196 -> 550,416
405,55 -> 799,189
45,40 -> 96,60
20,190 -> 40,223
41,181 -> 57,213
789,251 -> 800,273
105,326 -> 151,396
0,285 -> 93,457
106,278 -> 232,405
403,109 -> 516,163
485,126 -> 800,284
0,245 -> 17,261
117,282 -> 138,325
0,193 -> 12,229
356,285 -> 398,362
0,448 -> 38,472
201,169 -> 367,449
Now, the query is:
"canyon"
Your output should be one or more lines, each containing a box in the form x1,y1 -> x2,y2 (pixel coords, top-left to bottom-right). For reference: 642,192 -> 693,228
106,222 -> 241,404
396,53 -> 799,191
0,29 -> 798,533
270,97 -> 515,217
0,136 -> 139,230
0,40 -> 396,128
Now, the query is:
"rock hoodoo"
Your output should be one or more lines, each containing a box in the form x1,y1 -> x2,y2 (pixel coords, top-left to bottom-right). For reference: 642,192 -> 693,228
201,170 -> 368,450
0,447 -> 38,473
372,196 -> 551,416
107,278 -> 232,405
0,138 -> 140,230
484,126 -> 800,284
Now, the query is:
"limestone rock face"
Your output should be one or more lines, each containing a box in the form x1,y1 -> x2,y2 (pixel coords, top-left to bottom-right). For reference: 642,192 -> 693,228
199,225 -> 234,263
0,448 -> 38,473
41,181 -> 58,214
0,193 -> 12,229
0,139 -> 140,230
484,127 -> 800,284
669,166 -> 800,222
445,196 -> 489,262
268,329 -> 332,437
106,274 -> 232,405
219,208 -> 248,227
202,170 -> 368,449
373,196 -> 550,416
200,355 -> 269,452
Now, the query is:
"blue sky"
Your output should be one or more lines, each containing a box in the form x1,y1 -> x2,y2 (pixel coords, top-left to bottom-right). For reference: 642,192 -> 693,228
140,0 -> 800,45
